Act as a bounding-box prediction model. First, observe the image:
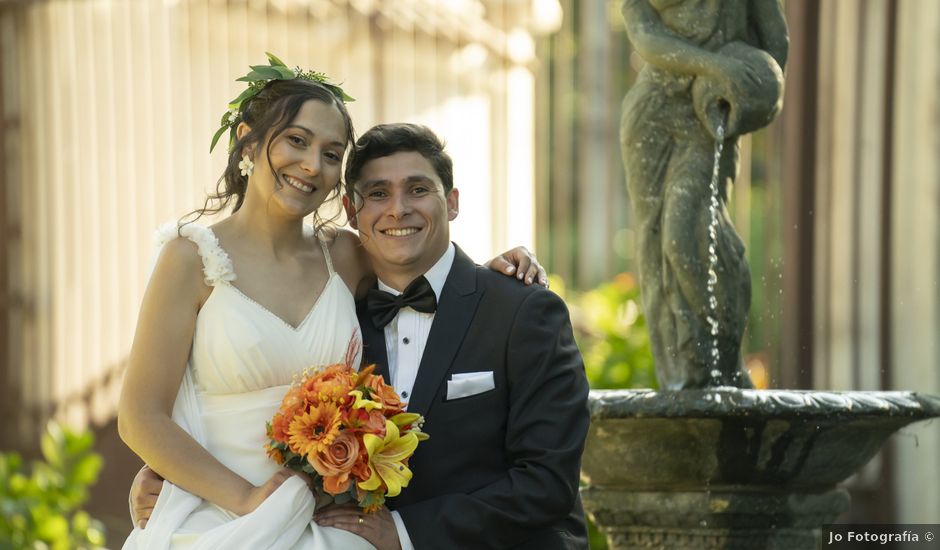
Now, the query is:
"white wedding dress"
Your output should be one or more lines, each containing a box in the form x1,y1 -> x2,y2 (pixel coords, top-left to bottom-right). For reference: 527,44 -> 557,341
124,223 -> 375,550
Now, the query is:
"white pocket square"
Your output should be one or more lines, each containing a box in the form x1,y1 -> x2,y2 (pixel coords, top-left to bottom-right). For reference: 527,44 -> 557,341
446,371 -> 495,400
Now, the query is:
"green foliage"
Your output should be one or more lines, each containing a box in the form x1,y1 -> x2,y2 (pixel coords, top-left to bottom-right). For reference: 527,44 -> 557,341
0,422 -> 106,550
557,273 -> 657,550
552,273 -> 657,390
210,51 -> 355,153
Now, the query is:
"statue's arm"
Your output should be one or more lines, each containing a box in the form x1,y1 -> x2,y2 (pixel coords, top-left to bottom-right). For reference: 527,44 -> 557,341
748,0 -> 789,70
621,0 -> 725,79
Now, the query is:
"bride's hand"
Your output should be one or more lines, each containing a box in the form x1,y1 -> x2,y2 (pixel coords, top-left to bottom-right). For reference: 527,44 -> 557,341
235,469 -> 297,515
485,246 -> 548,287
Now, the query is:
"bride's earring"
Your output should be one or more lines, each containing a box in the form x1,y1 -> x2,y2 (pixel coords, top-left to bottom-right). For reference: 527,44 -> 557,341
239,155 -> 254,178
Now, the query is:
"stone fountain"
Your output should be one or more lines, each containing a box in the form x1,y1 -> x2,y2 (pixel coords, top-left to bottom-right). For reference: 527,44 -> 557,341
580,1 -> 940,548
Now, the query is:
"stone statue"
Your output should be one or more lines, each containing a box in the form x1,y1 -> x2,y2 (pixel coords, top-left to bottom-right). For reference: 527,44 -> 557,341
619,0 -> 788,389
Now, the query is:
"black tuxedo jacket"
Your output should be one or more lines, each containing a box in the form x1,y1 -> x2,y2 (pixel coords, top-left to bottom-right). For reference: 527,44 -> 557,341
357,245 -> 590,549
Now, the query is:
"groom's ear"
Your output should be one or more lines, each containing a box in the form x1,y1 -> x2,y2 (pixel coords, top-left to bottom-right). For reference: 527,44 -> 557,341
342,195 -> 359,230
446,188 -> 459,222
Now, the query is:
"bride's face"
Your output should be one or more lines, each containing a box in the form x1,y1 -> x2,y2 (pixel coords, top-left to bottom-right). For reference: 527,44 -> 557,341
247,99 -> 347,218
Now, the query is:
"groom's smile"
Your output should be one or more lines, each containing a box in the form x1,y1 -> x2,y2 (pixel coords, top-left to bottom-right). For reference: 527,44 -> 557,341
381,226 -> 422,237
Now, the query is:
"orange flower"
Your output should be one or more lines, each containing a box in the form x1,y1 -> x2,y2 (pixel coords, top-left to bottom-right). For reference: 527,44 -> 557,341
270,412 -> 292,443
309,431 -> 360,495
365,375 -> 405,415
351,439 -> 372,482
271,386 -> 306,443
287,402 -> 341,457
279,384 -> 305,411
303,364 -> 356,405
265,444 -> 285,465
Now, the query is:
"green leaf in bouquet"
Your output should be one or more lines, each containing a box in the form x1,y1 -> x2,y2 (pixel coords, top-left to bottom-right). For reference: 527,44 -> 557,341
357,489 -> 385,510
333,490 -> 354,505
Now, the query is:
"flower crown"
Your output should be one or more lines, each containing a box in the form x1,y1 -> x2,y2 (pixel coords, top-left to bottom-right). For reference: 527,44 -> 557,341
210,52 -> 355,153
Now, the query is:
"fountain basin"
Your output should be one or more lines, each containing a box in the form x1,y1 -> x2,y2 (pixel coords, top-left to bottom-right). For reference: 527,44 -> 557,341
581,389 -> 940,549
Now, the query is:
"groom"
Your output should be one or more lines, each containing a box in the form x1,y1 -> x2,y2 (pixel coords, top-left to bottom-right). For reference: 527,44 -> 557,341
315,123 -> 589,549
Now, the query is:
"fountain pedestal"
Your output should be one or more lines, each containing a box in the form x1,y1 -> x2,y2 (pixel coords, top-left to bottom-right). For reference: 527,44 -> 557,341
581,389 -> 940,549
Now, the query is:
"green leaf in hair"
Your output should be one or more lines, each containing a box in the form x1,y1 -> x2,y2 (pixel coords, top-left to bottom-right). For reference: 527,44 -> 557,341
209,53 -> 354,153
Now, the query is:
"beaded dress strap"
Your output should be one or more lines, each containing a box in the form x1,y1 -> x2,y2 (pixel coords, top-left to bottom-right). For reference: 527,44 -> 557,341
317,233 -> 336,276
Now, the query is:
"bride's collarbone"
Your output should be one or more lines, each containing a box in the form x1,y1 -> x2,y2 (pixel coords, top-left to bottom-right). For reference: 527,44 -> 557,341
226,249 -> 331,328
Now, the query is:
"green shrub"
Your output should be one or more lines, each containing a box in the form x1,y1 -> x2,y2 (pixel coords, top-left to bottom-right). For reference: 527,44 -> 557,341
553,272 -> 657,390
0,422 -> 106,550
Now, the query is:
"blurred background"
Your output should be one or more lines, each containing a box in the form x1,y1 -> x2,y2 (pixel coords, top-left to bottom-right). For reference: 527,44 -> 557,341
0,0 -> 937,546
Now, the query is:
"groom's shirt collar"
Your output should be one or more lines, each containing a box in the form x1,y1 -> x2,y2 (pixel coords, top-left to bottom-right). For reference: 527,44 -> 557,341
377,242 -> 455,300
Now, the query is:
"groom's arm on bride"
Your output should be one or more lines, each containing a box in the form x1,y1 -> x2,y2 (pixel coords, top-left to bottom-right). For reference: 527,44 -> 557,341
408,289 -> 589,548
119,237 -> 301,518
129,466 -> 164,528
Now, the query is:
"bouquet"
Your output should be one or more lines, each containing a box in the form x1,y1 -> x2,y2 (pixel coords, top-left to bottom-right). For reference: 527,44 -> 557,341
265,338 -> 428,512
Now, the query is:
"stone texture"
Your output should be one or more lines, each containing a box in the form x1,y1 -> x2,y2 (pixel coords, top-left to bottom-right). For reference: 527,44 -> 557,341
581,389 -> 940,549
619,0 -> 788,389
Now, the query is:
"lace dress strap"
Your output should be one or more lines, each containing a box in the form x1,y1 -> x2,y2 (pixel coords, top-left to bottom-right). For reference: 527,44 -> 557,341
153,221 -> 237,287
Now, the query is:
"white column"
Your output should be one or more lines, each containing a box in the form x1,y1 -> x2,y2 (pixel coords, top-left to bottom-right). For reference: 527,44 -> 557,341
891,0 -> 940,524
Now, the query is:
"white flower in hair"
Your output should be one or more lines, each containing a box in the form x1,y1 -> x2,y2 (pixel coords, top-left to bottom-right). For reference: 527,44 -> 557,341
239,156 -> 254,177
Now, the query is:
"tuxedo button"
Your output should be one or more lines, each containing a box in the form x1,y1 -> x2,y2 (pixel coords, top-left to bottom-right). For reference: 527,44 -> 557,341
402,391 -> 409,398
403,337 -> 410,344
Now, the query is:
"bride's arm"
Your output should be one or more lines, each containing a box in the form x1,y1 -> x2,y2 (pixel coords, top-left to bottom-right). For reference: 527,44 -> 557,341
118,238 -> 292,516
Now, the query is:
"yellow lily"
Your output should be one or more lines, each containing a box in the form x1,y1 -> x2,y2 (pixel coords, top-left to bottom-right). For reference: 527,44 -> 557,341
358,420 -> 418,497
348,389 -> 383,412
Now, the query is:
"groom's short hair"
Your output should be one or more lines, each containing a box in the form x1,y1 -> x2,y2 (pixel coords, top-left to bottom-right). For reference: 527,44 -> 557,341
344,123 -> 454,195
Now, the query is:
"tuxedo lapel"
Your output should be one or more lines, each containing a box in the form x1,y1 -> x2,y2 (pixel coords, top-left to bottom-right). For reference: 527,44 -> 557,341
407,245 -> 482,417
356,298 -> 391,381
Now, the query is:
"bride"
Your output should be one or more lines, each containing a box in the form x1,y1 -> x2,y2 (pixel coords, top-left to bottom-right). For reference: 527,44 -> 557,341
118,55 -> 542,549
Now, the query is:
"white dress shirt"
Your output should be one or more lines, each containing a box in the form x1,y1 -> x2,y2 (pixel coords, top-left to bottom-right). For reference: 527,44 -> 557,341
377,242 -> 455,408
376,242 -> 456,550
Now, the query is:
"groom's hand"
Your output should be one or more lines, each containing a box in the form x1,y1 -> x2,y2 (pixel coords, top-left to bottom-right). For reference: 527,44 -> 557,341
315,505 -> 401,550
129,465 -> 164,528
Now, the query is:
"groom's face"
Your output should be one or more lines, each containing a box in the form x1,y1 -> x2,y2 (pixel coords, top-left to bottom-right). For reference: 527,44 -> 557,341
345,151 -> 459,284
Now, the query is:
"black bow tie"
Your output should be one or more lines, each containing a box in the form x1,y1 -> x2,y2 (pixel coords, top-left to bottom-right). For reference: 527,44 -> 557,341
367,276 -> 438,328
